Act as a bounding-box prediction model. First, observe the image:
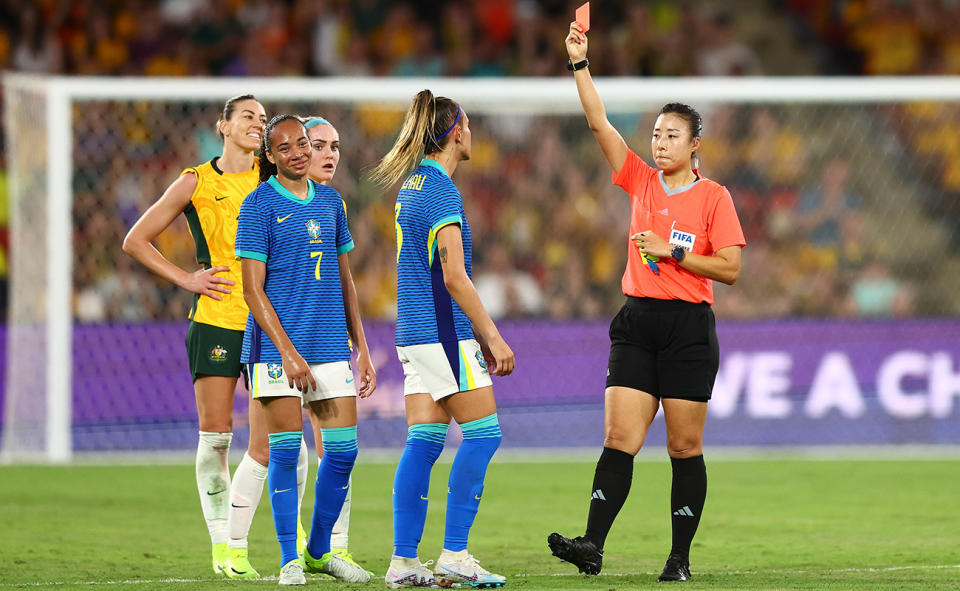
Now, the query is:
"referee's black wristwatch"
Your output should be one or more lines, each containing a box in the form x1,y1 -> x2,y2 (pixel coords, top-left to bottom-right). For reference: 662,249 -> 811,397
567,58 -> 589,71
671,245 -> 687,263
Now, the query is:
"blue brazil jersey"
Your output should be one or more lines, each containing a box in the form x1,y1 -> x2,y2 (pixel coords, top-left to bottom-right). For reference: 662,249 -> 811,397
395,158 -> 474,346
236,176 -> 354,364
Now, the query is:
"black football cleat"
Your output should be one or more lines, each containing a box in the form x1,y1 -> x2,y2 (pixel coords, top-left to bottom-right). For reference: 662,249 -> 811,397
547,532 -> 603,575
656,554 -> 691,582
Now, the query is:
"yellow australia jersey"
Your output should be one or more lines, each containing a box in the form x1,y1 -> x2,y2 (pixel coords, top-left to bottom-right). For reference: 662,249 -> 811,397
181,158 -> 259,331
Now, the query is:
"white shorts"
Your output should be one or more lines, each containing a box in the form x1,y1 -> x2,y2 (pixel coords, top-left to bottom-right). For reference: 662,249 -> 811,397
248,361 -> 356,404
396,339 -> 493,401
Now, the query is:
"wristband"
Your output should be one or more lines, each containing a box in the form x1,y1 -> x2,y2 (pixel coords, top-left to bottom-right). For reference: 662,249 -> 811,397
567,58 -> 589,71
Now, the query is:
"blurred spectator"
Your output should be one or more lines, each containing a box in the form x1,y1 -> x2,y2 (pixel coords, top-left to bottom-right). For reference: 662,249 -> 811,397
13,5 -> 61,73
846,259 -> 914,317
695,12 -> 763,76
307,0 -> 350,75
796,159 -> 861,247
392,27 -> 446,76
846,1 -> 923,76
544,256 -> 604,319
474,245 -> 545,318
790,0 -> 960,76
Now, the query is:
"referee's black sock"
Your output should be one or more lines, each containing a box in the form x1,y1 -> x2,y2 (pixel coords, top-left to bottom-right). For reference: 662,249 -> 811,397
584,446 -> 634,549
669,454 -> 707,561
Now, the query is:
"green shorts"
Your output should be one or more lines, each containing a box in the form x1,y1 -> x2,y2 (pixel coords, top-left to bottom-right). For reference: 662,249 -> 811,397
185,321 -> 245,381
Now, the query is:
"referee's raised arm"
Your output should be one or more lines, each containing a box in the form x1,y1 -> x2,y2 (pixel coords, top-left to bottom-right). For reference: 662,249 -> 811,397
565,21 -> 628,175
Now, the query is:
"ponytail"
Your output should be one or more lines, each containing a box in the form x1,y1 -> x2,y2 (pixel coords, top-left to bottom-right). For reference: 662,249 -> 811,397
371,89 -> 461,187
258,151 -> 276,184
258,114 -> 303,184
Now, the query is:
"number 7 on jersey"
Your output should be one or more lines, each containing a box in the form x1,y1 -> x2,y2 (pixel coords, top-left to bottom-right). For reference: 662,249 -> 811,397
311,251 -> 322,280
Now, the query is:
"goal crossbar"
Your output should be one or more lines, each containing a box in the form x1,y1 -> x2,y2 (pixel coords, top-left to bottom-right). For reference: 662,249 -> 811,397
6,74 -> 960,112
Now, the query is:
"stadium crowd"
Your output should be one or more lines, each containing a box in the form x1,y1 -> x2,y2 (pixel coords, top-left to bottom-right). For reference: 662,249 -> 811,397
2,0 -> 960,322
68,98 -> 955,323
4,1 -> 960,78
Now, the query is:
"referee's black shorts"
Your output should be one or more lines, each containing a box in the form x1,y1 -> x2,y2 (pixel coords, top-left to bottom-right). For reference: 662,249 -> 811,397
606,296 -> 719,401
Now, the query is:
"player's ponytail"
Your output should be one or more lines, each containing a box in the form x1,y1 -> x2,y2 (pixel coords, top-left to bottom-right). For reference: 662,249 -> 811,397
371,89 -> 461,187
258,114 -> 303,184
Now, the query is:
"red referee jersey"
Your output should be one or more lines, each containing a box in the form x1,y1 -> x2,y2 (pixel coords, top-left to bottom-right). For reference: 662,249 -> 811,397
613,150 -> 746,305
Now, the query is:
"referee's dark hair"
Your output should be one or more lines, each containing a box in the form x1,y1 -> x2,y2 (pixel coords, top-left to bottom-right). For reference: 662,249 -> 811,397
371,89 -> 461,187
659,103 -> 703,169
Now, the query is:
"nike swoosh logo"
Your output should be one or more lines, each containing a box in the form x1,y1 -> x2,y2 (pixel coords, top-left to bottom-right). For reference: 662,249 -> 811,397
215,195 -> 228,201
420,495 -> 429,500
345,377 -> 354,384
229,567 -> 248,575
474,494 -> 482,500
207,489 -> 226,496
440,567 -> 478,581
342,485 -> 350,490
274,488 -> 292,494
276,214 -> 292,223
231,503 -> 249,508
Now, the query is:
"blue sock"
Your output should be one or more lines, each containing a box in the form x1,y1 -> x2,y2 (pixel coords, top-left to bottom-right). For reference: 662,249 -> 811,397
268,431 -> 302,566
392,423 -> 449,558
306,426 -> 358,559
444,413 -> 502,551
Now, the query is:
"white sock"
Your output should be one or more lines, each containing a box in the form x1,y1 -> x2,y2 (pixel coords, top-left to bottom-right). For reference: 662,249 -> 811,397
296,438 -> 308,516
330,475 -> 351,549
196,431 -> 232,546
391,555 -> 421,568
440,548 -> 468,559
228,451 -> 267,549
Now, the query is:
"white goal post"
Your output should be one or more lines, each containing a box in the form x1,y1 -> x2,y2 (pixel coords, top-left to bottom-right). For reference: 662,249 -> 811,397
3,73 -> 960,463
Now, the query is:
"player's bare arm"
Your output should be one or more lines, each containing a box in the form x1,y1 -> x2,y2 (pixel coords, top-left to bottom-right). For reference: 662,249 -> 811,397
436,224 -> 515,376
122,173 -> 234,300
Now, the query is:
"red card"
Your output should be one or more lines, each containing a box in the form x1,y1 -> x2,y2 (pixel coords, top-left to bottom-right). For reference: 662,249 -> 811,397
576,2 -> 590,32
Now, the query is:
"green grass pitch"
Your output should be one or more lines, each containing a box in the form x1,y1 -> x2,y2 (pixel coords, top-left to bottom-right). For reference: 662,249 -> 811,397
1,456 -> 958,590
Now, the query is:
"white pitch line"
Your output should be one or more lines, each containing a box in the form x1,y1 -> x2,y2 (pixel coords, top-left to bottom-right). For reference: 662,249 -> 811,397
515,563 -> 960,577
4,565 -> 959,587
0,577 -> 277,587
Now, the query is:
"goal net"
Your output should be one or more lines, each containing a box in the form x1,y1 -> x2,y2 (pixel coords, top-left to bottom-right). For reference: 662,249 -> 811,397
4,75 -> 960,461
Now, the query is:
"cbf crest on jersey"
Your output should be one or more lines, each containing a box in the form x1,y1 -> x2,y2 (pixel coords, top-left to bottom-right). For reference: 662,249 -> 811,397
306,220 -> 322,243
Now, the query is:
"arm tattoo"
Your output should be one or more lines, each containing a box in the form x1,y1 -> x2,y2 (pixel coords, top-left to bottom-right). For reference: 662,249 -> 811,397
439,246 -> 448,263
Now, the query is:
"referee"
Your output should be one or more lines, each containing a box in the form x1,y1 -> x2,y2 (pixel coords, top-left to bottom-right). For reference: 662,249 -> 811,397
548,22 -> 746,583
